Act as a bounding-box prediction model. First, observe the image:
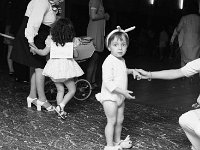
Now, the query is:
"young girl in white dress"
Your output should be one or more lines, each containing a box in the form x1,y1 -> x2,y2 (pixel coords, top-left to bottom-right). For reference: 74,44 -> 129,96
95,26 -> 140,150
31,18 -> 84,119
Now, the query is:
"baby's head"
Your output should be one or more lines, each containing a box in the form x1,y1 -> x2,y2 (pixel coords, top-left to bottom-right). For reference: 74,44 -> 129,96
105,26 -> 135,58
51,18 -> 75,46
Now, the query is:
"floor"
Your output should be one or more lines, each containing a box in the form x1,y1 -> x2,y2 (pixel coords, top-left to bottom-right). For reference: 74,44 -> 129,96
0,55 -> 199,150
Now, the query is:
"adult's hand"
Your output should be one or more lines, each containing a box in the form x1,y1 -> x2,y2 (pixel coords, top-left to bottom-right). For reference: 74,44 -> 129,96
135,69 -> 149,79
29,42 -> 37,49
104,13 -> 110,21
29,42 -> 37,55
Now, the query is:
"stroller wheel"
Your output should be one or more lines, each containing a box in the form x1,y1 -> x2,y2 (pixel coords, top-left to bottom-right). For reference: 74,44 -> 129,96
74,79 -> 92,100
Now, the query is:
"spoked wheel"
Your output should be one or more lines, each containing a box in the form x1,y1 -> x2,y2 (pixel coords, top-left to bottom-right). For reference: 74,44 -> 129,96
74,79 -> 92,101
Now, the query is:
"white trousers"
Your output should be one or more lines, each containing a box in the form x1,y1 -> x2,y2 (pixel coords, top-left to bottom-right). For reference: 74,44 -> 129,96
179,109 -> 200,150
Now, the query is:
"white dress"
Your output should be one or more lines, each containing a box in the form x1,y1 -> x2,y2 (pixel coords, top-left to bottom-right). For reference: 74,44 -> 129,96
43,37 -> 84,82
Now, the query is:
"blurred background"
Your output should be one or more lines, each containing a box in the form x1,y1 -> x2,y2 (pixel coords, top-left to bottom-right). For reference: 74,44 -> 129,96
0,0 -> 199,71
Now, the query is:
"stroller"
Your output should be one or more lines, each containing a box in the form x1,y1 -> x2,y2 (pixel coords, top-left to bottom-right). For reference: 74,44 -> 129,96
45,37 -> 95,101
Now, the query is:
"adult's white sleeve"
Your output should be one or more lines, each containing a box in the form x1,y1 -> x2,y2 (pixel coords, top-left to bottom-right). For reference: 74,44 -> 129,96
25,0 -> 48,43
181,58 -> 200,77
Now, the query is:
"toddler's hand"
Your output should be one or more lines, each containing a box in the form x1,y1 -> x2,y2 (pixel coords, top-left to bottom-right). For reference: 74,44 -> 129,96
30,47 -> 36,55
132,69 -> 142,80
29,42 -> 38,55
73,37 -> 81,47
104,13 -> 110,21
29,42 -> 37,49
135,69 -> 149,79
123,90 -> 135,100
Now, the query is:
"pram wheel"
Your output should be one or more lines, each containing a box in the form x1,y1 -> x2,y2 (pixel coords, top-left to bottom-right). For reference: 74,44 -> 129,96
74,79 -> 92,101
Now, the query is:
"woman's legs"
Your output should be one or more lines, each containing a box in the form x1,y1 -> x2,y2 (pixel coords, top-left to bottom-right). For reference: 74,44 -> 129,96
34,68 -> 54,111
35,68 -> 46,102
28,67 -> 37,99
179,110 -> 200,150
103,101 -> 118,146
114,103 -> 125,143
7,45 -> 14,73
86,52 -> 100,85
54,82 -> 65,106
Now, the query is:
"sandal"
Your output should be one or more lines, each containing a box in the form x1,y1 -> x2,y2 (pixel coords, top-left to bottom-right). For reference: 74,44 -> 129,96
115,135 -> 132,149
27,97 -> 38,108
36,100 -> 55,111
192,102 -> 200,109
55,105 -> 67,120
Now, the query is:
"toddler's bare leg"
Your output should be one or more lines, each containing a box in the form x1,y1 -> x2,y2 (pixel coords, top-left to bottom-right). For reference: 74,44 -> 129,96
114,102 -> 125,143
103,101 -> 118,146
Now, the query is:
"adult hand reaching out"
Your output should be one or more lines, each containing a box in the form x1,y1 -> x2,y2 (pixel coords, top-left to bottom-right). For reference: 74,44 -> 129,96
135,69 -> 150,79
104,13 -> 110,21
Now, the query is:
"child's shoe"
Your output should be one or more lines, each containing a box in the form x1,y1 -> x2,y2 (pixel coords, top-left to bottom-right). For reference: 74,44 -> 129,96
55,105 -> 67,120
104,145 -> 122,150
115,135 -> 133,149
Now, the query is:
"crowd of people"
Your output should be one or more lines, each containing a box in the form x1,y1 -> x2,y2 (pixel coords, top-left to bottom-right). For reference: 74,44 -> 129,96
1,0 -> 200,150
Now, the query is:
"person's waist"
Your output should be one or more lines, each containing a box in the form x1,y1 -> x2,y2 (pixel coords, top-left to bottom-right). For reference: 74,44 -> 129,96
24,15 -> 52,27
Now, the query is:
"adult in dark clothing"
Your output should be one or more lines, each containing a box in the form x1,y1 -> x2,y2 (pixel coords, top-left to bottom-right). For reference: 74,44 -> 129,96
10,0 -> 64,111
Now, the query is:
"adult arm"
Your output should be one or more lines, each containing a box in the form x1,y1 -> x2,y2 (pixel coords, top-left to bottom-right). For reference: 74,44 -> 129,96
31,35 -> 51,56
73,37 -> 81,58
136,58 -> 200,80
89,0 -> 108,21
136,69 -> 184,80
33,47 -> 50,56
170,17 -> 184,43
25,0 -> 49,44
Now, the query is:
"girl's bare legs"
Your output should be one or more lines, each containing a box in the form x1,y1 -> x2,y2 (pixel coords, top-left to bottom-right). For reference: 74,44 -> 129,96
54,82 -> 65,105
35,68 -> 47,102
61,79 -> 76,108
28,67 -> 37,99
114,102 -> 125,143
103,101 -> 118,146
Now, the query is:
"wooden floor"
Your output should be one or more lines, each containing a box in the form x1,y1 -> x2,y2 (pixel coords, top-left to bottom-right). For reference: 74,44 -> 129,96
0,55 -> 199,150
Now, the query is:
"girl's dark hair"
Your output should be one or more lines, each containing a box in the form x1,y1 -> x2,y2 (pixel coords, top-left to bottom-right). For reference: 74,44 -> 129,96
107,32 -> 129,48
50,18 -> 75,46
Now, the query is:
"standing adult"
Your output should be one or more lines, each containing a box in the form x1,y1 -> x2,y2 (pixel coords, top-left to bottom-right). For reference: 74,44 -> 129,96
158,25 -> 169,61
3,0 -> 29,77
10,0 -> 64,111
86,0 -> 109,89
170,2 -> 200,67
136,57 -> 200,150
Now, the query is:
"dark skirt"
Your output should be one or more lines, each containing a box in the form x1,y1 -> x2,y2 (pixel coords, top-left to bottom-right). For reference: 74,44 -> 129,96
11,16 -> 50,69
